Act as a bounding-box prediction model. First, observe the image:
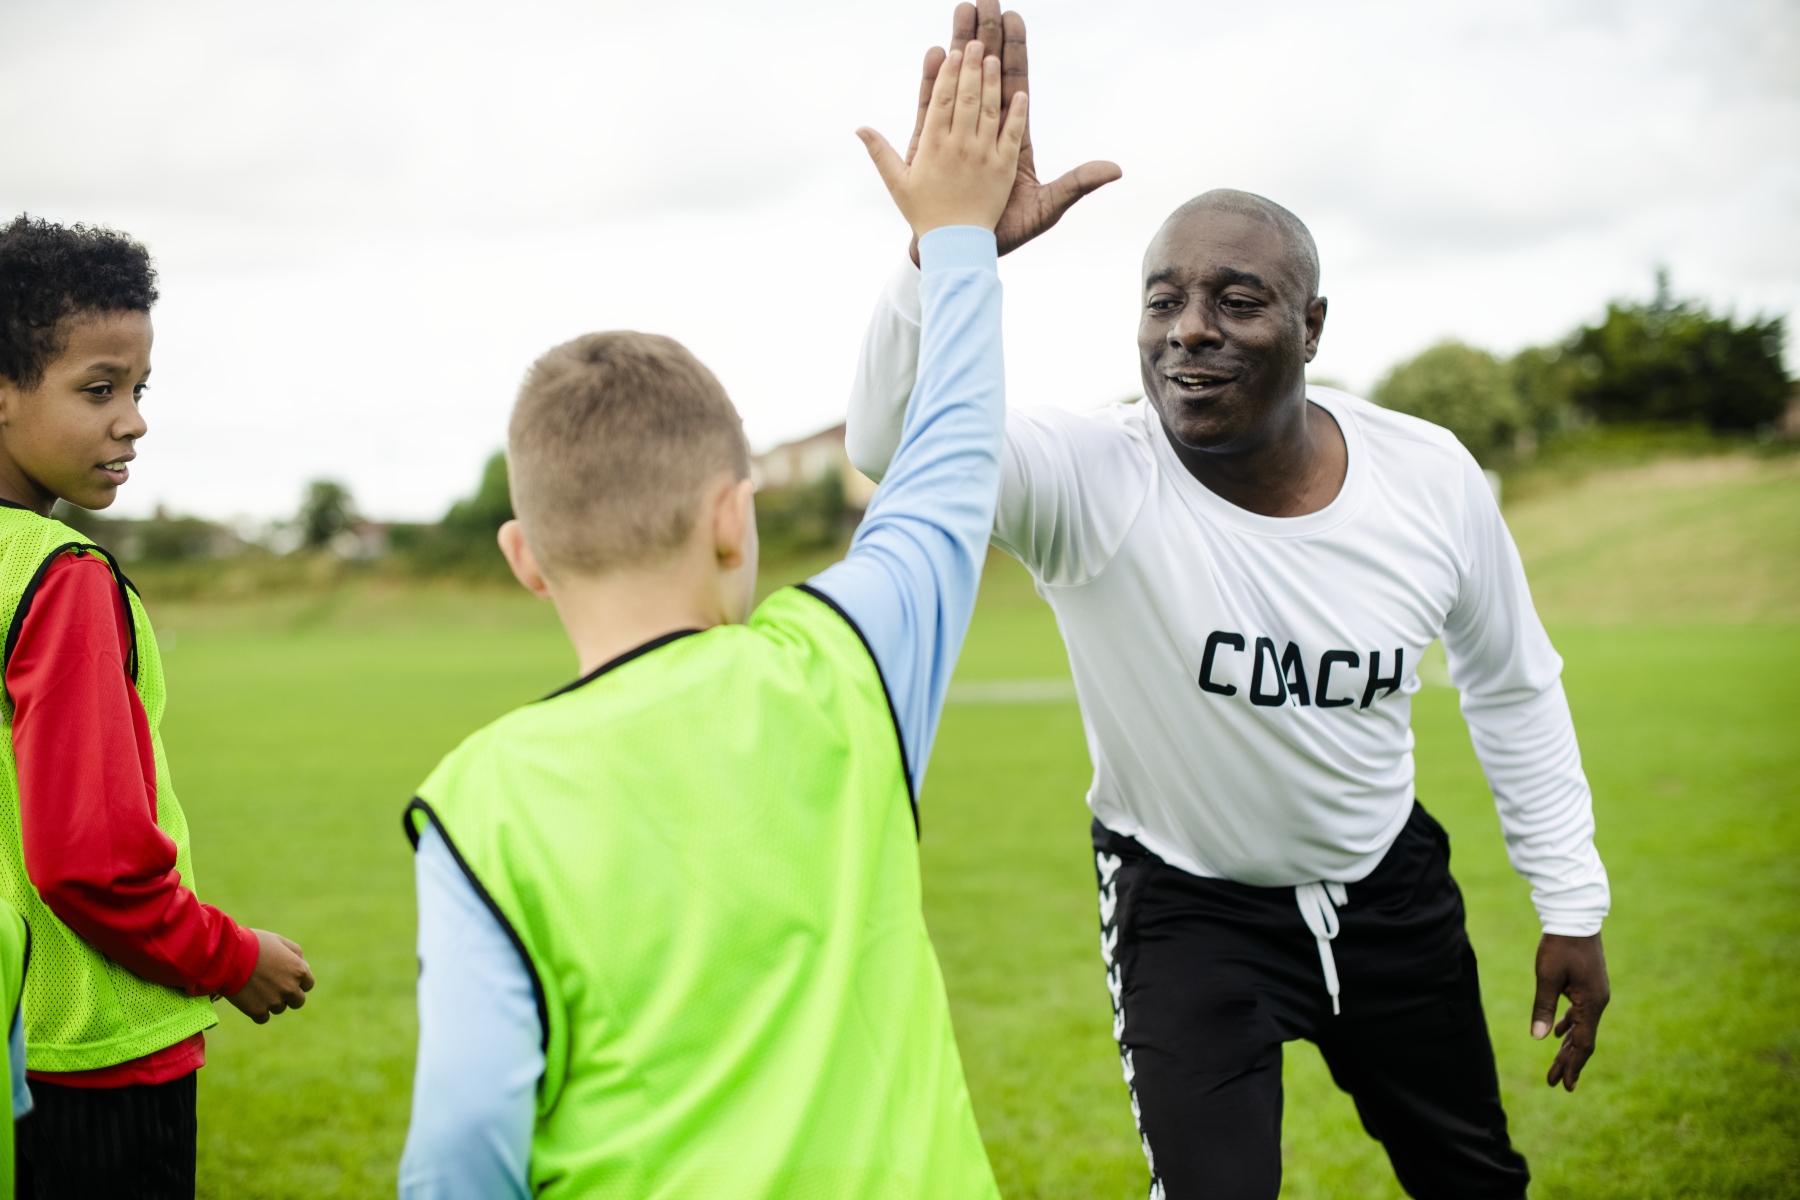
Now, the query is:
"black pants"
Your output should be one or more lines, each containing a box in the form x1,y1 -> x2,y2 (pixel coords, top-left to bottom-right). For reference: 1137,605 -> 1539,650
15,1072 -> 196,1200
1095,803 -> 1529,1200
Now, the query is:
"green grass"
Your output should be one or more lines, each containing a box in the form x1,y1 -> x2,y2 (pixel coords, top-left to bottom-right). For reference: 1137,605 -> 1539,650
148,456 -> 1799,1196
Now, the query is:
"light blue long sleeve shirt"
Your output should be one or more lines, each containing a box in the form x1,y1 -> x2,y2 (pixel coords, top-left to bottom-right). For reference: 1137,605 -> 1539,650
399,226 -> 1005,1198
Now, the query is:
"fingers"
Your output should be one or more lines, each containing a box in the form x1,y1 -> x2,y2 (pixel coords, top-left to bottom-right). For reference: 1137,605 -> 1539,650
1041,158 -> 1122,221
950,2 -> 975,52
1529,967 -> 1562,1041
278,934 -> 304,956
954,40 -> 986,131
975,0 -> 1003,56
857,128 -> 908,198
999,90 -> 1028,158
978,49 -> 1004,143
1000,10 -> 1029,139
907,46 -> 947,164
921,46 -> 964,142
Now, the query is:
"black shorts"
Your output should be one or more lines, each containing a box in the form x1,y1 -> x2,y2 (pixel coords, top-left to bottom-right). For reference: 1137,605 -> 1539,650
1094,802 -> 1529,1200
15,1071 -> 197,1200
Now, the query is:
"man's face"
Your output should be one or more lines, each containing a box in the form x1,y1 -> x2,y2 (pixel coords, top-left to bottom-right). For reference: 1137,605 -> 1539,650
1137,211 -> 1325,452
0,310 -> 152,512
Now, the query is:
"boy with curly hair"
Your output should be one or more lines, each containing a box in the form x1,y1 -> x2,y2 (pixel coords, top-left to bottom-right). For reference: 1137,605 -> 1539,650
0,214 -> 315,1198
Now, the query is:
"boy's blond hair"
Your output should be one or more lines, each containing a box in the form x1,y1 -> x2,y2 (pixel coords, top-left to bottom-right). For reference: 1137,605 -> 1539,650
508,331 -> 750,577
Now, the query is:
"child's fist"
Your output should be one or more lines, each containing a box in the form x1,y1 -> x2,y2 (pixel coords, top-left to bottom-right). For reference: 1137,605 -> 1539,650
858,40 -> 1027,238
227,929 -> 315,1025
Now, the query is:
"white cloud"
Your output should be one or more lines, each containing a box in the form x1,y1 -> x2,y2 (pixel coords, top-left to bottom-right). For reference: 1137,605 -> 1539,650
2,0 -> 1794,519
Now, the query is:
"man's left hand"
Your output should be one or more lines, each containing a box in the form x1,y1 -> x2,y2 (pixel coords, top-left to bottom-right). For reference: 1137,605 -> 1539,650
1531,932 -> 1610,1091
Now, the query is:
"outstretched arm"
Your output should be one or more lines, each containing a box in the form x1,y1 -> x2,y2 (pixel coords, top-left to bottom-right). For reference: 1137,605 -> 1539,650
1443,456 -> 1611,1091
810,40 -> 1022,787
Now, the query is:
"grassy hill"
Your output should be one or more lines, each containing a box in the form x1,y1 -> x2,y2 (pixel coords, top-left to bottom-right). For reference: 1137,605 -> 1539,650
142,451 -> 1797,1197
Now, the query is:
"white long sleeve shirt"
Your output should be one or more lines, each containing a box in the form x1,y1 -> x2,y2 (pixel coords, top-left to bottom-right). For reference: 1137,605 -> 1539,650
848,262 -> 1609,936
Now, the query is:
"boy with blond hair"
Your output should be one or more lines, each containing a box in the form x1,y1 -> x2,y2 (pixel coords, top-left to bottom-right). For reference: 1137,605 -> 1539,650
399,42 -> 1025,1199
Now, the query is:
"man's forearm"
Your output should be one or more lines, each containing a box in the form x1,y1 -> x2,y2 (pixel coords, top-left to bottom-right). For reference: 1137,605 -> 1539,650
845,260 -> 924,483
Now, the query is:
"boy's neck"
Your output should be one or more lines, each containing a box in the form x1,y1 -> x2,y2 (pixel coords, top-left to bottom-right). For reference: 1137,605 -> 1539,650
547,558 -> 728,678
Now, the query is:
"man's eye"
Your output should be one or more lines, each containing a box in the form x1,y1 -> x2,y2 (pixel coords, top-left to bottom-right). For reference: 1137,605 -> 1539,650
84,384 -> 112,398
1148,297 -> 1180,312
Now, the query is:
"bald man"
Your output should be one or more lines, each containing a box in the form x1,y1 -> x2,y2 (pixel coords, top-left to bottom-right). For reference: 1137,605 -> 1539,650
844,8 -> 1611,1199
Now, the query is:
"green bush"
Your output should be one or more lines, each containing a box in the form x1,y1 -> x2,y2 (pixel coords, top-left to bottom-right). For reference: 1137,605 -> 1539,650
1560,275 -> 1789,431
398,453 -> 514,578
1373,340 -> 1525,466
755,468 -> 850,558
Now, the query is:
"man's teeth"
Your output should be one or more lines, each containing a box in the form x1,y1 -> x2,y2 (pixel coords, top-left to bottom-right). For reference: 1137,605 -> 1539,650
101,462 -> 126,470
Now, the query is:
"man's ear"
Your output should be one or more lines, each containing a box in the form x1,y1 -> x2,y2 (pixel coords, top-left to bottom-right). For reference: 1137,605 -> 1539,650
712,477 -> 756,570
1303,296 -> 1328,364
497,520 -> 552,598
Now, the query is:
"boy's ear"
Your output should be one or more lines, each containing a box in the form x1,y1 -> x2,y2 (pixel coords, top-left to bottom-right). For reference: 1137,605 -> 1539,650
712,477 -> 756,571
497,520 -> 552,598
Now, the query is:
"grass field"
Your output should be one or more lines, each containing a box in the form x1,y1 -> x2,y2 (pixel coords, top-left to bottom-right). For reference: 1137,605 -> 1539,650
147,453 -> 1799,1197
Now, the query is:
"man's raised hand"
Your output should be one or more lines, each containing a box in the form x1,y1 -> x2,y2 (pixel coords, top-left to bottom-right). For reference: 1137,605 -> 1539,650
906,2 -> 1120,258
859,40 -> 1027,240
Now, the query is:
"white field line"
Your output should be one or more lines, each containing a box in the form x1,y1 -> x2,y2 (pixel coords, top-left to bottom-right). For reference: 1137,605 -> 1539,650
947,678 -> 1078,705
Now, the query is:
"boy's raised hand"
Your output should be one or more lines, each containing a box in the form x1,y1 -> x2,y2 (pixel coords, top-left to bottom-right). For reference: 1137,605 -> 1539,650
858,40 -> 1026,239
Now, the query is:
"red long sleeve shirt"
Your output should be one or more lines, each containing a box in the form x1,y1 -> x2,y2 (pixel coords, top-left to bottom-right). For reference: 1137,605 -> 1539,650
8,552 -> 259,1087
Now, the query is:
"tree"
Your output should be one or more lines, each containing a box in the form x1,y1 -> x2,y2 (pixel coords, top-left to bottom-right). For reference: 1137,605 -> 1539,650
1373,340 -> 1524,466
442,452 -> 512,536
298,480 -> 357,549
1562,271 -> 1788,431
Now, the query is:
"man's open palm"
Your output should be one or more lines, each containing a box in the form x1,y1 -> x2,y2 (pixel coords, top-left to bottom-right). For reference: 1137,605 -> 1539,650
907,1 -> 1120,258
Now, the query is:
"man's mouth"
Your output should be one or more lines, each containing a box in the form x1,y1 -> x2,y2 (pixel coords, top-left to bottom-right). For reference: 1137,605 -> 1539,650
97,459 -> 131,482
1164,371 -> 1236,392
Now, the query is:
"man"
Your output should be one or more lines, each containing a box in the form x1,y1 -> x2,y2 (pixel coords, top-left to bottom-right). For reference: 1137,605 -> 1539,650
845,7 -> 1611,1198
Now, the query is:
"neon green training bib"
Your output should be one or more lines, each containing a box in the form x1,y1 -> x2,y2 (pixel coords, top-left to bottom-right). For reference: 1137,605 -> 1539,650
0,508 -> 216,1072
0,901 -> 26,1192
409,586 -> 998,1199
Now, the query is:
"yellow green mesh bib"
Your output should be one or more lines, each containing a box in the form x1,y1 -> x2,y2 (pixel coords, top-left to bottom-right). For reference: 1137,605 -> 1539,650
0,507 -> 216,1072
408,586 -> 999,1199
0,901 -> 26,1190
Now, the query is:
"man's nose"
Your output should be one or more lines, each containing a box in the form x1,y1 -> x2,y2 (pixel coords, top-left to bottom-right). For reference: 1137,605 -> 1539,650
1170,304 -> 1221,350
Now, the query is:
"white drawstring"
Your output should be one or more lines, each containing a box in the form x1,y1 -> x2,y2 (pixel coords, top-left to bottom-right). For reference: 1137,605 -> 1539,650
1295,881 -> 1349,1015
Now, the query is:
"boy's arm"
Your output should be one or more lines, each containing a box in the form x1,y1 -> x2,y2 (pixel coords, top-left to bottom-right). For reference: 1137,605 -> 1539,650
399,824 -> 541,1200
807,40 -> 1024,785
809,227 -> 1004,783
7,554 -> 258,997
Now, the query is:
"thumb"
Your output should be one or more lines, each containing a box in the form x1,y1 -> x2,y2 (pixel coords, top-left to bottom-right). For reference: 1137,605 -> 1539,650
1041,159 -> 1123,221
1530,967 -> 1562,1040
857,128 -> 908,198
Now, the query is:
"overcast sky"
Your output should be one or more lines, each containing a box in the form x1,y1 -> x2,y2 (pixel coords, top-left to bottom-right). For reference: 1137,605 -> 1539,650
3,0 -> 1796,520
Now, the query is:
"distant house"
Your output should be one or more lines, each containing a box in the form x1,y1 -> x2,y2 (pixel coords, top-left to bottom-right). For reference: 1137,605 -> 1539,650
751,422 -> 878,509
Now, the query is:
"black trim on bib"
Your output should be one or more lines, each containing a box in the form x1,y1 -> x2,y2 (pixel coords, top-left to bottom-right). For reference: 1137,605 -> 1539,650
795,583 -> 919,837
3,542 -> 140,697
403,798 -> 551,1055
13,918 -> 30,1031
539,628 -> 704,702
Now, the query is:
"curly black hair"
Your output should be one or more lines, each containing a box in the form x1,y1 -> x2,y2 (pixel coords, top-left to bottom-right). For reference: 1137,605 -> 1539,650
0,214 -> 158,388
